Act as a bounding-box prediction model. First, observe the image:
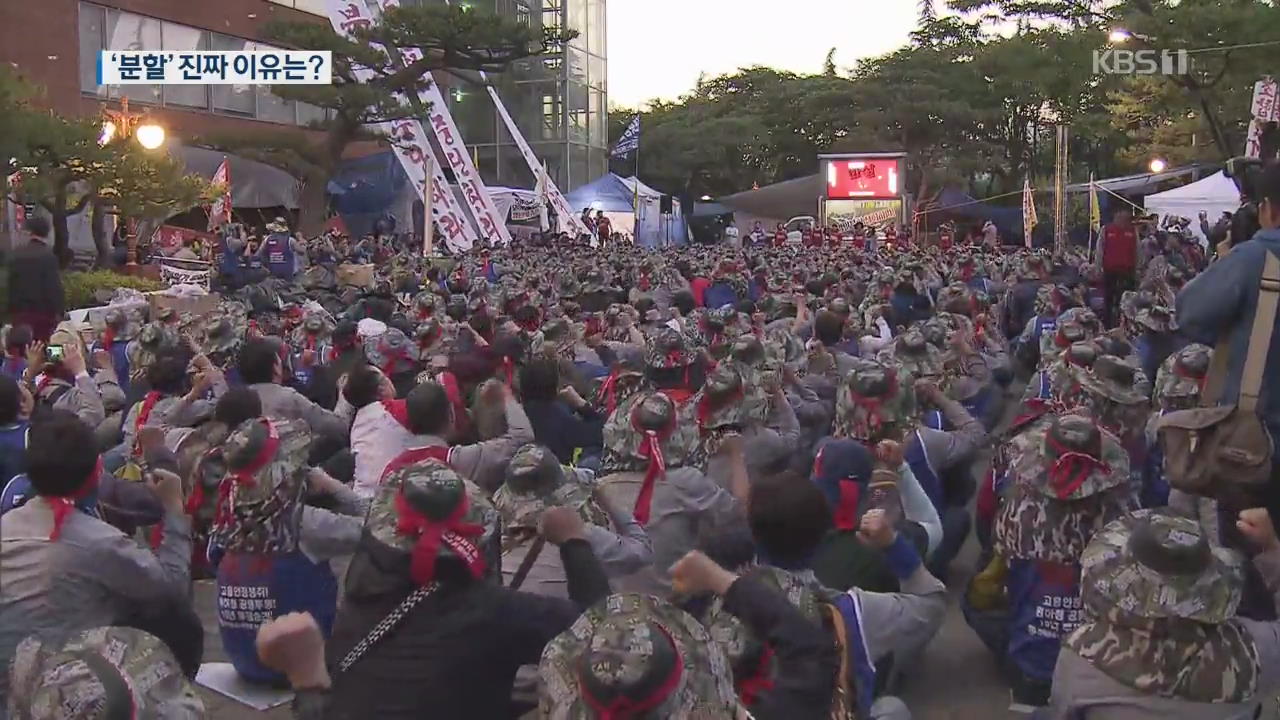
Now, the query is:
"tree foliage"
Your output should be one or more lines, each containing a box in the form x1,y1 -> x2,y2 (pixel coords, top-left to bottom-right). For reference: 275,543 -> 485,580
613,0 -> 1280,206
2,65 -> 212,265
203,4 -> 574,234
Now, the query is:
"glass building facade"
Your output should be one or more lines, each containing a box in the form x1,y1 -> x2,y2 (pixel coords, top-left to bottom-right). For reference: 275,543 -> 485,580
413,0 -> 607,191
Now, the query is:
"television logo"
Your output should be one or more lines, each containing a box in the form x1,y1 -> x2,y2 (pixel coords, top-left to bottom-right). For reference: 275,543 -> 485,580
1093,49 -> 1190,76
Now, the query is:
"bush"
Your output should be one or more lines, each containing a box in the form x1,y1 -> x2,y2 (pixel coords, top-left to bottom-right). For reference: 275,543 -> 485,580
63,270 -> 163,310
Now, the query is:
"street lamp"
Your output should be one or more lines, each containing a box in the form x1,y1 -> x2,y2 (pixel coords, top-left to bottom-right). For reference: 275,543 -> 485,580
1149,158 -> 1167,173
1108,28 -> 1132,44
100,98 -> 167,273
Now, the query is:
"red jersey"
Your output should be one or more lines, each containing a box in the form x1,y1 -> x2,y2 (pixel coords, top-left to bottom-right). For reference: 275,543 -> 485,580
940,232 -> 953,250
774,229 -> 787,246
1102,225 -> 1138,272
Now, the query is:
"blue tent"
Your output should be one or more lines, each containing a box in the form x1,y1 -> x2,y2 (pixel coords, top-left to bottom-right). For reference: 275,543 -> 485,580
565,173 -> 688,248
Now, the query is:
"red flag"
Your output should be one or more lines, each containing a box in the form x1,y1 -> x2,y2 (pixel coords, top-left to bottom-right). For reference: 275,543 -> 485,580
207,158 -> 232,231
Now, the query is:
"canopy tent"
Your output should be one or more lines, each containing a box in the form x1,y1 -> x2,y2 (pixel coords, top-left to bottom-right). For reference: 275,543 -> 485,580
1144,171 -> 1241,243
176,145 -> 301,209
328,151 -> 550,240
719,174 -> 822,223
565,173 -> 688,248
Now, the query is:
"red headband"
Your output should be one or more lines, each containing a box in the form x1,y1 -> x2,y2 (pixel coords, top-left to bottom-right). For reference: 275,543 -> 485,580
1045,432 -> 1110,500
631,406 -> 678,526
578,623 -> 684,719
394,490 -> 486,586
47,456 -> 103,541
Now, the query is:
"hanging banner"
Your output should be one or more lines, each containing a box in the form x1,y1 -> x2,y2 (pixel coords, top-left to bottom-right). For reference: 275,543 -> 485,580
366,0 -> 513,246
326,0 -> 478,251
432,0 -> 584,235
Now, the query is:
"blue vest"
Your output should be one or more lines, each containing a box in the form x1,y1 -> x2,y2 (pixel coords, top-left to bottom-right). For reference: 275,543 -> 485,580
831,592 -> 877,717
906,431 -> 943,512
263,233 -> 295,279
1032,372 -> 1052,400
1005,559 -> 1083,683
1031,316 -> 1056,343
704,282 -> 737,310
218,236 -> 242,276
216,551 -> 338,684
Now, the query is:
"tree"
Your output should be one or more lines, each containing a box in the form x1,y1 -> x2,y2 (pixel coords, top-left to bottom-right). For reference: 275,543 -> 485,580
4,105 -> 212,266
204,4 -> 573,234
823,48 -> 838,77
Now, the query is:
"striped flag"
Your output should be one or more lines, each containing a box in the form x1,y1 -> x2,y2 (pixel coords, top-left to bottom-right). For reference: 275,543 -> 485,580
1022,178 -> 1037,249
207,157 -> 232,231
611,116 -> 641,158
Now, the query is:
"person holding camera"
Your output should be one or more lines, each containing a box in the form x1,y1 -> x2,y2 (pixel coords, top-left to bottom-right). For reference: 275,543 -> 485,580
1176,161 -> 1280,533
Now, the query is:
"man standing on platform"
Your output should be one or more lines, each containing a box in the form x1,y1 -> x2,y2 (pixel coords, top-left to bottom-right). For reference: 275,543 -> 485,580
1100,207 -> 1138,327
7,217 -> 63,343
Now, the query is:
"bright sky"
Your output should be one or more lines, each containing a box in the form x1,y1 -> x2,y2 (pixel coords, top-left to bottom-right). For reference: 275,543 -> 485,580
606,0 -> 919,108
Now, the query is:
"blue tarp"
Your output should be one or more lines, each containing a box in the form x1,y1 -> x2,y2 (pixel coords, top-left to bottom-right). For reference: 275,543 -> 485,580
925,187 -> 1025,240
565,173 -> 689,248
328,152 -> 407,238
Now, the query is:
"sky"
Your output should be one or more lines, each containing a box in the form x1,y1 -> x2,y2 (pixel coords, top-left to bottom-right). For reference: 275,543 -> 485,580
606,0 -> 920,108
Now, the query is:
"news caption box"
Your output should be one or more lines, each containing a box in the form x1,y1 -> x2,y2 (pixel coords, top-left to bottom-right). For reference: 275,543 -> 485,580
98,50 -> 332,85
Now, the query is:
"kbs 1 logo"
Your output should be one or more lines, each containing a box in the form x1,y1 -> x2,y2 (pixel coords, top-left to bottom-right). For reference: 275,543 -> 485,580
1093,49 -> 1190,76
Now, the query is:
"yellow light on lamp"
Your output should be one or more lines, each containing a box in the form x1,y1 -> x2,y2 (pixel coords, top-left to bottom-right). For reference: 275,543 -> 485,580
98,120 -> 117,146
1149,158 -> 1167,173
1108,28 -> 1132,43
135,123 -> 166,150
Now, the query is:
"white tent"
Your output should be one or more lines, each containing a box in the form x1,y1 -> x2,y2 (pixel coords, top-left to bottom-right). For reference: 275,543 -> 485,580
1143,171 -> 1241,243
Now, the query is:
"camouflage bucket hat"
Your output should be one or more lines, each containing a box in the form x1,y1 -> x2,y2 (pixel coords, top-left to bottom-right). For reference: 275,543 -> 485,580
646,326 -> 694,370
1120,291 -> 1153,326
364,327 -> 419,375
834,362 -> 908,442
704,566 -> 833,675
538,593 -> 738,720
493,444 -> 608,538
1081,509 -> 1243,624
7,627 -> 203,720
211,417 -> 313,555
994,416 -> 1133,564
1156,343 -> 1211,407
693,364 -> 748,433
602,391 -> 703,471
202,316 -> 241,356
413,291 -> 439,319
102,307 -> 140,342
1136,306 -> 1178,334
1077,355 -> 1146,405
362,459 -> 500,586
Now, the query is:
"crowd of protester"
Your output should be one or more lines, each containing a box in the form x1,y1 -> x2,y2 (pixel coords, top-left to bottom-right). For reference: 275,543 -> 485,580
1,170 -> 1279,720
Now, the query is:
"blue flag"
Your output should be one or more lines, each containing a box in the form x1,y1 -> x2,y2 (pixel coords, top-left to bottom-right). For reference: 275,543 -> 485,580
611,116 -> 640,158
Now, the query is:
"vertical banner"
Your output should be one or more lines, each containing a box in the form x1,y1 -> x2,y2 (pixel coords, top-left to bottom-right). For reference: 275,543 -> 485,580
428,0 -> 586,237
367,0 -> 513,245
207,157 -> 232,231
1246,77 -> 1278,159
327,0 -> 478,251
1022,178 -> 1037,250
423,151 -> 434,256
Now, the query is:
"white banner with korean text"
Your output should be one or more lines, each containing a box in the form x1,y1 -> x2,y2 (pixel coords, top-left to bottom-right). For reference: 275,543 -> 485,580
326,0 -> 478,251
363,0 -> 514,245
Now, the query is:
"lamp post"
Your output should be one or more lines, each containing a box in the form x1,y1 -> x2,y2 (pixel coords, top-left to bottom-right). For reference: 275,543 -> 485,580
100,98 -> 166,274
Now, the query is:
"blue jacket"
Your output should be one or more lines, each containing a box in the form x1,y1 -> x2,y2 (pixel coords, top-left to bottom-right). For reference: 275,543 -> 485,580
1176,231 -> 1280,435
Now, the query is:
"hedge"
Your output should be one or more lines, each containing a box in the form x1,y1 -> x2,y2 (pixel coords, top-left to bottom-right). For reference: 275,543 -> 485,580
63,270 -> 163,311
